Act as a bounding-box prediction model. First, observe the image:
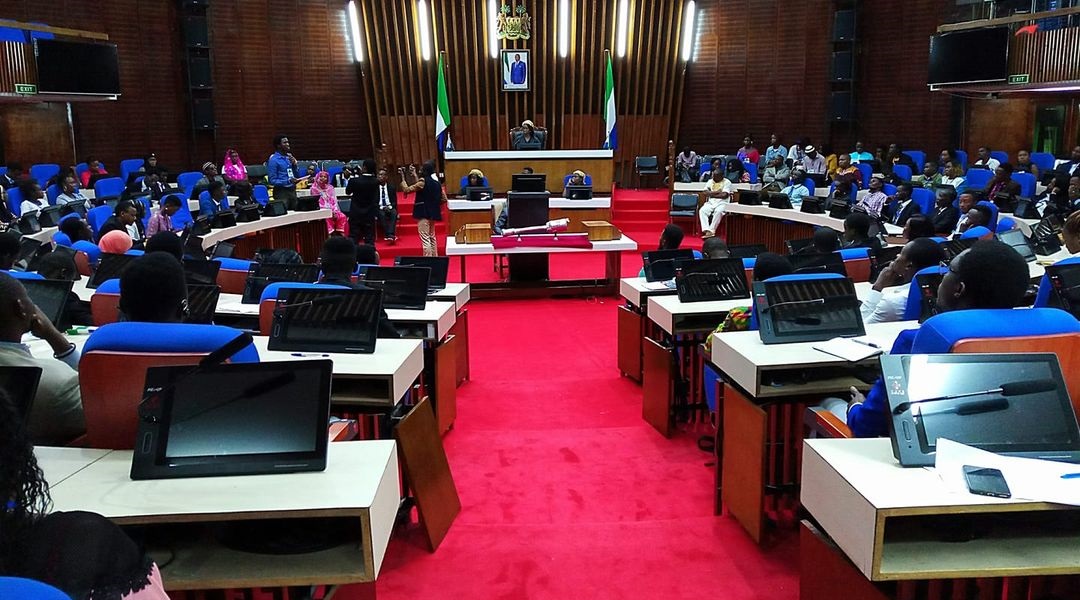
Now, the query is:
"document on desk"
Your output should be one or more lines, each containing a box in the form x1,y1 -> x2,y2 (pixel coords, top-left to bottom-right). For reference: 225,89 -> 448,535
642,280 -> 675,291
936,438 -> 1080,506
811,337 -> 883,362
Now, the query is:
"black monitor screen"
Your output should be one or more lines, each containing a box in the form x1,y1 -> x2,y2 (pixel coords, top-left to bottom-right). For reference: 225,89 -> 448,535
271,288 -> 382,353
754,277 -> 864,343
998,229 -> 1036,262
642,249 -> 695,282
512,174 -> 547,193
183,259 -> 221,286
88,253 -> 137,289
464,186 -> 493,202
789,253 -> 847,276
1046,264 -> 1080,318
34,39 -> 121,95
362,266 -> 430,310
241,263 -> 320,304
19,279 -> 72,327
395,256 -> 449,288
928,27 -> 1009,86
507,192 -> 550,229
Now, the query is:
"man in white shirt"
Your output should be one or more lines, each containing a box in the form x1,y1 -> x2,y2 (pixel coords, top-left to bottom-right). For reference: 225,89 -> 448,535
375,167 -> 399,242
698,170 -> 732,238
801,145 -> 827,174
950,192 -> 977,237
971,146 -> 1001,171
860,238 -> 945,324
55,174 -> 88,207
17,181 -> 48,217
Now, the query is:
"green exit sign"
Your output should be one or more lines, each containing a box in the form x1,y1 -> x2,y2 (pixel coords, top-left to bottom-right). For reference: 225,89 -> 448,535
1008,74 -> 1030,85
14,83 -> 36,94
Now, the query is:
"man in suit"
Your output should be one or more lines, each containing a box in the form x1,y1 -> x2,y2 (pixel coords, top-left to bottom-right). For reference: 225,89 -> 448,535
885,182 -> 921,227
930,188 -> 959,235
198,180 -> 230,217
1,162 -> 22,190
1059,145 -> 1080,178
374,167 -> 399,243
346,159 -> 379,246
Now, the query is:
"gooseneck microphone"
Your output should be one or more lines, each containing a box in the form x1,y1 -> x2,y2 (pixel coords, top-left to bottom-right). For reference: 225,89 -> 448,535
138,332 -> 255,423
892,379 -> 1057,415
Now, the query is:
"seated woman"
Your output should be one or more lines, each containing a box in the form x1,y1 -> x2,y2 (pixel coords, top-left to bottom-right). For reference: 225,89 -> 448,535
79,157 -> 108,188
59,217 -> 95,244
563,170 -> 589,198
222,148 -> 247,191
699,158 -> 723,182
511,120 -> 544,150
460,169 -> 487,197
724,158 -> 750,184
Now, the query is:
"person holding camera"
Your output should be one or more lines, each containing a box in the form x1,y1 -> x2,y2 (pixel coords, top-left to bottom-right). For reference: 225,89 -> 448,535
401,160 -> 445,256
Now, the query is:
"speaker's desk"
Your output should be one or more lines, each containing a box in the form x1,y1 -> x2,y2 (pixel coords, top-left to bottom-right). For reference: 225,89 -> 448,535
444,149 -> 614,196
708,320 -> 913,544
44,441 -> 400,594
445,235 -> 638,299
800,438 -> 1080,599
447,196 -> 613,234
617,278 -> 677,383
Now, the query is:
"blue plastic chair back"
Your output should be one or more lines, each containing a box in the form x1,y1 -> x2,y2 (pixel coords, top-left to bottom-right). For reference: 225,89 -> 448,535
1030,152 -> 1056,174
7,271 -> 44,281
72,240 -> 101,264
912,308 -> 1080,354
460,175 -> 491,189
803,178 -> 815,195
744,162 -> 758,184
253,184 -> 270,205
96,278 -> 121,294
963,168 -> 993,190
911,188 -> 934,215
259,282 -> 348,303
561,174 -> 593,186
84,322 -> 261,363
87,205 -> 113,235
856,163 -> 872,188
177,171 -> 203,195
119,158 -> 145,182
216,257 -> 254,271
0,28 -> 28,43
891,164 -> 913,181
45,183 -> 61,205
1011,172 -> 1036,198
996,217 -> 1017,233
171,206 -> 194,230
954,150 -> 968,170
976,200 -> 999,231
6,187 -> 22,217
1034,256 -> 1080,307
0,577 -> 70,599
29,164 -> 60,187
749,273 -> 846,331
990,150 -> 1009,165
75,162 -> 88,178
837,248 -> 870,260
52,232 -> 73,247
93,177 -> 125,199
960,225 -> 992,240
903,265 -> 944,320
902,150 -> 925,171
883,183 -> 897,196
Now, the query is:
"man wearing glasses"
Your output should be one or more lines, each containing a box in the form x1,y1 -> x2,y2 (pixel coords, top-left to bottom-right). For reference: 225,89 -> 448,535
860,239 -> 945,325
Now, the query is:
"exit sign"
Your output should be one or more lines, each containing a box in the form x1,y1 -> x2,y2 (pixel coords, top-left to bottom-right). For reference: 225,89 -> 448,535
14,83 -> 35,94
1008,74 -> 1030,85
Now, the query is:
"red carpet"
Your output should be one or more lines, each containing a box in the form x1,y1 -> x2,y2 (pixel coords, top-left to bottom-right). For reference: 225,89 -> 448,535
333,293 -> 799,599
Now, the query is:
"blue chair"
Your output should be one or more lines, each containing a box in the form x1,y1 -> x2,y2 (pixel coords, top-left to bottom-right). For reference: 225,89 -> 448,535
902,150 -> 925,171
85,322 -> 260,362
960,225 -> 992,240
52,232 -> 73,247
0,166 -> 6,177
45,183 -> 61,205
459,175 -> 490,190
0,577 -> 70,600
29,164 -> 60,187
749,273 -> 847,331
964,168 -> 993,190
326,165 -> 344,183
253,184 -> 270,205
996,217 -> 1017,233
902,265 -> 944,321
910,308 -> 1080,354
911,188 -> 934,215
561,173 -> 594,186
72,240 -> 101,265
883,183 -> 897,196
1030,152 -> 1057,174
7,271 -> 44,281
75,162 -> 88,179
1011,172 -> 1036,198
976,200 -> 999,231
699,163 -> 713,178
954,150 -> 969,170
1034,256 -> 1080,308
856,163 -> 872,188
803,178 -> 816,196
86,205 -> 113,236
177,171 -> 203,196
6,187 -> 22,217
990,150 -> 1009,166
744,163 -> 758,184
172,206 -> 195,230
838,248 -> 869,260
125,249 -> 145,257
891,164 -> 912,181
119,158 -> 144,182
93,177 -> 125,200
96,278 -> 121,294
258,282 -> 350,335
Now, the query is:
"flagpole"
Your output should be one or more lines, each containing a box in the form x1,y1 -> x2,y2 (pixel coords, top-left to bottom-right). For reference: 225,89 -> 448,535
603,48 -> 611,150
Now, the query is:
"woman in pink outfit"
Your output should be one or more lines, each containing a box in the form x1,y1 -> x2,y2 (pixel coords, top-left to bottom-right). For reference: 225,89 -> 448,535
222,148 -> 247,190
311,170 -> 347,235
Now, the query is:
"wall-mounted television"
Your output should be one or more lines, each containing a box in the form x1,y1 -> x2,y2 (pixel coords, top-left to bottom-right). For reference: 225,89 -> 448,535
34,39 -> 121,96
928,27 -> 1009,86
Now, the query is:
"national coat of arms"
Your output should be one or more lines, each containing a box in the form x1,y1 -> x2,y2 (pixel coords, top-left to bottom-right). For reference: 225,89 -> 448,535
496,1 -> 531,41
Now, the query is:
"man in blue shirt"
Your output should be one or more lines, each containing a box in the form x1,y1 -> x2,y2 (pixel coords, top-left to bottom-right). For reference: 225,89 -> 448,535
267,135 -> 299,210
198,180 -> 230,217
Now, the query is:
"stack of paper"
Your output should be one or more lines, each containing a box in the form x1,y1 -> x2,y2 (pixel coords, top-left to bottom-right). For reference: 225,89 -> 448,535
811,337 -> 883,362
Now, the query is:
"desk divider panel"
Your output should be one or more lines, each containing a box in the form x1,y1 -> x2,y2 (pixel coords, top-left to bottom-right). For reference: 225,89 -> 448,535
394,397 -> 460,552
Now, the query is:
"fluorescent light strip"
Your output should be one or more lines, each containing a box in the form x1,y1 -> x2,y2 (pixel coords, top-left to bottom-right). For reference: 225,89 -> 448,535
488,0 -> 499,58
418,0 -> 432,61
559,0 -> 570,58
347,1 -> 363,63
681,0 -> 696,62
616,0 -> 629,58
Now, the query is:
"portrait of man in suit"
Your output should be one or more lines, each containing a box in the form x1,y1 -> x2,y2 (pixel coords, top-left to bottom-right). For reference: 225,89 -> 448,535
502,50 -> 529,91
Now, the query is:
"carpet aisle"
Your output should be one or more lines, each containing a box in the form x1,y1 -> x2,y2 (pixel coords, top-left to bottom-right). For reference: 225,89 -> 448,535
340,285 -> 799,598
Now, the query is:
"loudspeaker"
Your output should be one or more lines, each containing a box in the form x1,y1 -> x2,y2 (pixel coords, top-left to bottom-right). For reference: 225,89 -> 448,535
188,56 -> 212,88
833,9 -> 855,42
831,51 -> 853,81
192,98 -> 215,129
182,16 -> 209,47
829,91 -> 853,121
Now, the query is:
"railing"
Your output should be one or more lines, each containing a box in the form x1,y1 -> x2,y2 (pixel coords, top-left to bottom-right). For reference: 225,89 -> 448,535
942,0 -> 1080,28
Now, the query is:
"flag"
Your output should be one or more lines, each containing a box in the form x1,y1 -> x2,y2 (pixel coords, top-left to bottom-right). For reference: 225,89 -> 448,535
602,53 -> 617,150
436,54 -> 453,152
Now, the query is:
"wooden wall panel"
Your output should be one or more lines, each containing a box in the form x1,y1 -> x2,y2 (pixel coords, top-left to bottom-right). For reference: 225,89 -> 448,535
963,97 -> 1037,158
358,0 -> 688,186
0,103 -> 73,165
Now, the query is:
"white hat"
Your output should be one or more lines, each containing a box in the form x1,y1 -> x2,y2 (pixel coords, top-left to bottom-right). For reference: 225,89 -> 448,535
804,145 -> 816,153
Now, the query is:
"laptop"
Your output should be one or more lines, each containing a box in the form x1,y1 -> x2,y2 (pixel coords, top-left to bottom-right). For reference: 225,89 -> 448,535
181,230 -> 207,260
268,287 -> 383,354
28,245 -> 77,275
182,259 -> 221,286
753,276 -> 864,344
564,185 -> 593,200
997,228 -> 1037,262
882,353 -> 1080,467
395,256 -> 449,292
240,263 -> 321,304
727,244 -> 767,259
737,190 -> 761,206
130,360 -> 333,480
869,245 -> 903,281
800,197 -> 826,214
1044,263 -> 1080,319
767,192 -> 792,210
642,249 -> 695,282
675,258 -> 750,303
12,238 -> 43,272
361,266 -> 431,310
211,241 -> 236,259
0,366 -> 42,422
939,237 -> 977,263
20,279 -> 73,328
87,253 -> 138,289
789,253 -> 847,276
184,284 -> 221,324
211,209 -> 237,229
37,205 -> 63,228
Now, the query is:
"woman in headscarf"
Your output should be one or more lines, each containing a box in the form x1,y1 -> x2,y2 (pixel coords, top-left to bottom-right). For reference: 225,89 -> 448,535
311,170 -> 347,235
222,148 -> 247,190
512,120 -> 543,150
98,230 -> 133,255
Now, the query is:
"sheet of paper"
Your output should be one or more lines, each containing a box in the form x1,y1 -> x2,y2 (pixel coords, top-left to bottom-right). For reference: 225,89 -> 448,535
936,438 -> 1080,506
642,280 -> 674,291
811,337 -> 883,362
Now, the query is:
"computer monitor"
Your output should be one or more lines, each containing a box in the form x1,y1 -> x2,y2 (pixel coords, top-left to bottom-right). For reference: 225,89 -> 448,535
19,279 -> 73,327
881,353 -> 1080,467
395,256 -> 449,291
767,193 -> 792,210
753,276 -> 864,344
211,241 -> 236,259
642,249 -> 695,282
913,271 -> 944,323
87,253 -> 138,289
361,266 -> 431,310
268,287 -> 383,354
675,258 -> 750,303
180,229 -> 207,260
727,244 -> 768,259
13,238 -> 43,271
240,263 -> 320,304
563,185 -> 593,200
939,237 -> 977,263
130,360 -> 333,480
184,284 -> 221,324
1044,263 -> 1080,319
507,192 -> 550,229
464,186 -> 493,202
182,258 -> 221,286
511,173 -> 547,193
997,228 -> 1036,262
785,237 -> 814,255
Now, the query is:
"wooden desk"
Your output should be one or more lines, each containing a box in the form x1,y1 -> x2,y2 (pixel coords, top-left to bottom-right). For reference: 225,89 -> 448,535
800,438 -> 1080,599
721,203 -> 903,254
444,149 -> 614,195
47,441 -> 400,593
200,209 -> 331,262
708,319 -> 912,543
446,197 -> 613,234
429,283 -> 470,312
383,302 -> 458,435
617,277 -> 677,382
429,283 -> 472,386
36,446 -> 110,487
445,235 -> 638,299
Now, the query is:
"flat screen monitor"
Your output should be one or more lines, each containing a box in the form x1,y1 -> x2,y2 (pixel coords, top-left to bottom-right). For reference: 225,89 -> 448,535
19,279 -> 73,328
87,253 -> 137,289
914,271 -> 944,323
130,360 -> 333,480
675,258 -> 750,303
753,277 -> 864,344
728,244 -> 767,259
939,237 -> 976,263
464,186 -> 493,202
395,256 -> 449,291
642,249 -> 695,282
182,259 -> 221,286
564,185 -> 593,200
240,263 -> 320,304
512,174 -> 547,193
184,284 -> 221,325
14,238 -> 43,271
928,27 -> 1009,86
361,266 -> 431,310
1044,263 -> 1080,319
785,238 -> 814,255
997,229 -> 1037,262
34,39 -> 121,96
506,192 -> 550,229
881,353 -> 1080,467
268,288 -> 383,354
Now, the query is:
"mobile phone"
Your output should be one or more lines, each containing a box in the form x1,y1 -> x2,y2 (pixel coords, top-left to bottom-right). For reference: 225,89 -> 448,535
962,465 -> 1011,499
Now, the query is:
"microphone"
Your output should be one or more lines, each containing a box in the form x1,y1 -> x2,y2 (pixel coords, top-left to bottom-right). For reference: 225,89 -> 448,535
892,378 -> 1057,414
272,294 -> 347,315
759,295 -> 859,314
139,332 -> 255,423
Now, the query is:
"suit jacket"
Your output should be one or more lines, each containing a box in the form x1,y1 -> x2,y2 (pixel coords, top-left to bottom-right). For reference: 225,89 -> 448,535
347,174 -> 379,218
375,182 -> 398,211
97,216 -> 145,241
887,199 -> 922,226
199,196 -> 230,217
930,205 -> 959,235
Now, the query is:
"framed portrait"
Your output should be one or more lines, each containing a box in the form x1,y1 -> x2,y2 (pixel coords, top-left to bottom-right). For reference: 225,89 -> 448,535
501,49 -> 530,92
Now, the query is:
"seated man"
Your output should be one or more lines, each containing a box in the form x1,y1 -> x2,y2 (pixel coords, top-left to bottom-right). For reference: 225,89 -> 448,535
699,158 -> 722,182
119,252 -> 188,323
97,201 -> 144,246
0,272 -> 84,444
983,163 -> 1021,203
701,237 -> 730,259
779,169 -> 811,206
841,212 -> 883,251
317,236 -> 399,339
971,146 -> 1001,171
55,174 -> 89,208
836,240 -> 1031,437
884,182 -> 920,226
698,169 -> 733,239
853,176 -> 887,219
859,238 -> 944,324
18,180 -> 48,217
511,120 -> 544,150
903,214 -> 935,241
760,155 -> 791,191
831,153 -> 862,188
1014,149 -> 1039,180
956,204 -> 993,237
658,223 -> 685,251
949,192 -> 978,236
913,160 -> 942,189
194,161 -> 227,191
801,145 -> 827,175
0,230 -> 20,270
799,227 -> 841,254
930,188 -> 959,235
199,180 -> 231,217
